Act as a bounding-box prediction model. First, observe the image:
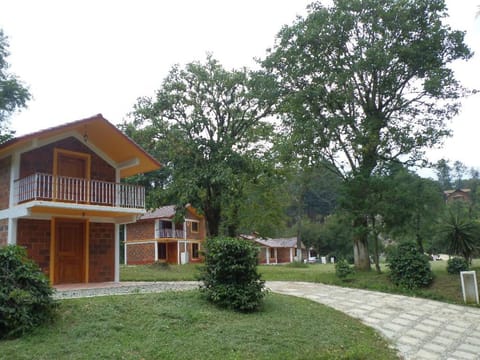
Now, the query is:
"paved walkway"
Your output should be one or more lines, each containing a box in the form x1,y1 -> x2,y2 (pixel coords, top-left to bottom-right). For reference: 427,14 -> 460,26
267,281 -> 480,360
54,281 -> 480,360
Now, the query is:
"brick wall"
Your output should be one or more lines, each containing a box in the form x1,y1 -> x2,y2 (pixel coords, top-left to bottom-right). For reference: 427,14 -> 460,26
17,219 -> 51,276
126,242 -> 155,264
0,219 -> 8,247
89,222 -> 115,282
258,247 -> 267,264
277,248 -> 291,263
0,156 -> 11,210
126,220 -> 154,241
185,212 -> 206,240
20,137 -> 115,182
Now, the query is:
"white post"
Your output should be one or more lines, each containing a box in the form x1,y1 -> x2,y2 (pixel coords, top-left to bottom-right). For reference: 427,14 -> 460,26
9,153 -> 20,207
266,248 -> 270,264
123,225 -> 128,265
7,218 -> 17,245
154,241 -> 158,262
115,169 -> 120,207
114,224 -> 120,282
461,271 -> 479,304
177,240 -> 180,264
289,248 -> 293,263
154,220 -> 159,239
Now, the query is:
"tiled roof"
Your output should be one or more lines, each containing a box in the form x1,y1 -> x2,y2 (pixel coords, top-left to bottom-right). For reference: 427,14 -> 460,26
0,114 -> 161,178
140,205 -> 176,220
444,188 -> 471,195
240,234 -> 304,249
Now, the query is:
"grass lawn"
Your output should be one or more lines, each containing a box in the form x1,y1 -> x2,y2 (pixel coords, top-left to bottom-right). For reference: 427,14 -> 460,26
120,259 -> 480,305
121,262 -> 201,281
0,291 -> 399,360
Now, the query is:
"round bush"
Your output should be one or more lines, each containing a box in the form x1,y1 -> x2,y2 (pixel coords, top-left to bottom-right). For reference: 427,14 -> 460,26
198,237 -> 266,312
447,257 -> 469,274
335,259 -> 354,280
0,245 -> 57,339
386,242 -> 433,290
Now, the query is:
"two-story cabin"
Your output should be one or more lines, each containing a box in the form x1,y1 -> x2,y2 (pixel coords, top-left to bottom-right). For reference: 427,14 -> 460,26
125,204 -> 206,265
0,114 -> 160,285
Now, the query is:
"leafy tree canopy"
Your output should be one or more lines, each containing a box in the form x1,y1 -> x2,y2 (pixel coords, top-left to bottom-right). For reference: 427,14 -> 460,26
128,55 -> 276,236
0,30 -> 31,143
262,0 -> 473,269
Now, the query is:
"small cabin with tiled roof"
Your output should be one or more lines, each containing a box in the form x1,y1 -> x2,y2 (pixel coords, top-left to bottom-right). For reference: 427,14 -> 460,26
240,234 -> 307,264
444,188 -> 471,203
0,114 -> 160,285
124,204 -> 205,265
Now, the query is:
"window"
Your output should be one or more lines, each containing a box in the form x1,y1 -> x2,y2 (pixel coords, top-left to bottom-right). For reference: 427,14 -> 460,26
192,243 -> 199,259
191,221 -> 199,233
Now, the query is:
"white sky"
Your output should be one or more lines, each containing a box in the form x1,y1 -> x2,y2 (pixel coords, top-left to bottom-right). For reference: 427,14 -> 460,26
1,0 -> 479,174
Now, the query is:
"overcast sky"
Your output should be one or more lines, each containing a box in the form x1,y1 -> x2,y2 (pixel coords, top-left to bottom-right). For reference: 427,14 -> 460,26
1,0 -> 479,174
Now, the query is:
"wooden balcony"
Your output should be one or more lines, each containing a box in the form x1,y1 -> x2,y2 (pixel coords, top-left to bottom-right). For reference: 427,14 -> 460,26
14,173 -> 145,209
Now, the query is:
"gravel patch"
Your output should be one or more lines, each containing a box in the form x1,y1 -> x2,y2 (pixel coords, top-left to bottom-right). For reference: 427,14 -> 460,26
53,281 -> 201,299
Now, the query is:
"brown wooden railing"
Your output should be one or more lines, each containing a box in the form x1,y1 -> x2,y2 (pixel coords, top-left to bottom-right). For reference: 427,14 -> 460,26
14,173 -> 145,209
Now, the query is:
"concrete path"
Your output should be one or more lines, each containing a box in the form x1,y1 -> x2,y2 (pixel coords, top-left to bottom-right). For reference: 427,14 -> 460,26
267,281 -> 480,360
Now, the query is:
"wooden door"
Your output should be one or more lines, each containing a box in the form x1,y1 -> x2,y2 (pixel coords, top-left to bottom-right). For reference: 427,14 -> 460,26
55,220 -> 85,284
55,150 -> 90,203
57,153 -> 87,178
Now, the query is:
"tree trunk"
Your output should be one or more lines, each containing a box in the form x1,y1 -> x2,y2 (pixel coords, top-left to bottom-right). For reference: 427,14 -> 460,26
204,204 -> 221,237
353,215 -> 371,271
371,216 -> 381,273
415,212 -> 424,254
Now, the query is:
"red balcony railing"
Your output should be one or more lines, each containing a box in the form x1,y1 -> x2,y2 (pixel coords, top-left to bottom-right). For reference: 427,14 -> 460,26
14,173 -> 145,209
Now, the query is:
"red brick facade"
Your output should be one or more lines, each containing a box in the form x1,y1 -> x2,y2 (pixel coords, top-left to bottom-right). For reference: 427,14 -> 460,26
185,212 -> 206,240
125,210 -> 205,265
126,220 -> 154,241
277,248 -> 291,263
258,247 -> 296,264
0,156 -> 11,210
14,219 -> 115,282
0,219 -> 8,247
20,137 -> 115,182
17,219 -> 51,276
126,242 -> 155,265
89,222 -> 115,282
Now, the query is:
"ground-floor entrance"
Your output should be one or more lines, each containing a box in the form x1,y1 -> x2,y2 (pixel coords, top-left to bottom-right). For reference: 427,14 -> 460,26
54,218 -> 87,284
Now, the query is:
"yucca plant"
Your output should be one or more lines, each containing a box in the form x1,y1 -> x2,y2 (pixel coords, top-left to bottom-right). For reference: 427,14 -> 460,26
439,210 -> 480,264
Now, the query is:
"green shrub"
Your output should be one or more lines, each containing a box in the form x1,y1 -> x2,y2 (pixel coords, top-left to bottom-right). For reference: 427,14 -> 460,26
447,257 -> 469,274
386,242 -> 433,290
198,237 -> 266,312
335,259 -> 354,280
0,245 -> 57,339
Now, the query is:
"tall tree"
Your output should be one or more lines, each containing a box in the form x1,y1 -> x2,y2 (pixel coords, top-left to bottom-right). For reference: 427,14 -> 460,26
263,0 -> 472,269
130,55 -> 275,236
452,160 -> 467,189
0,30 -> 31,143
434,159 -> 453,190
